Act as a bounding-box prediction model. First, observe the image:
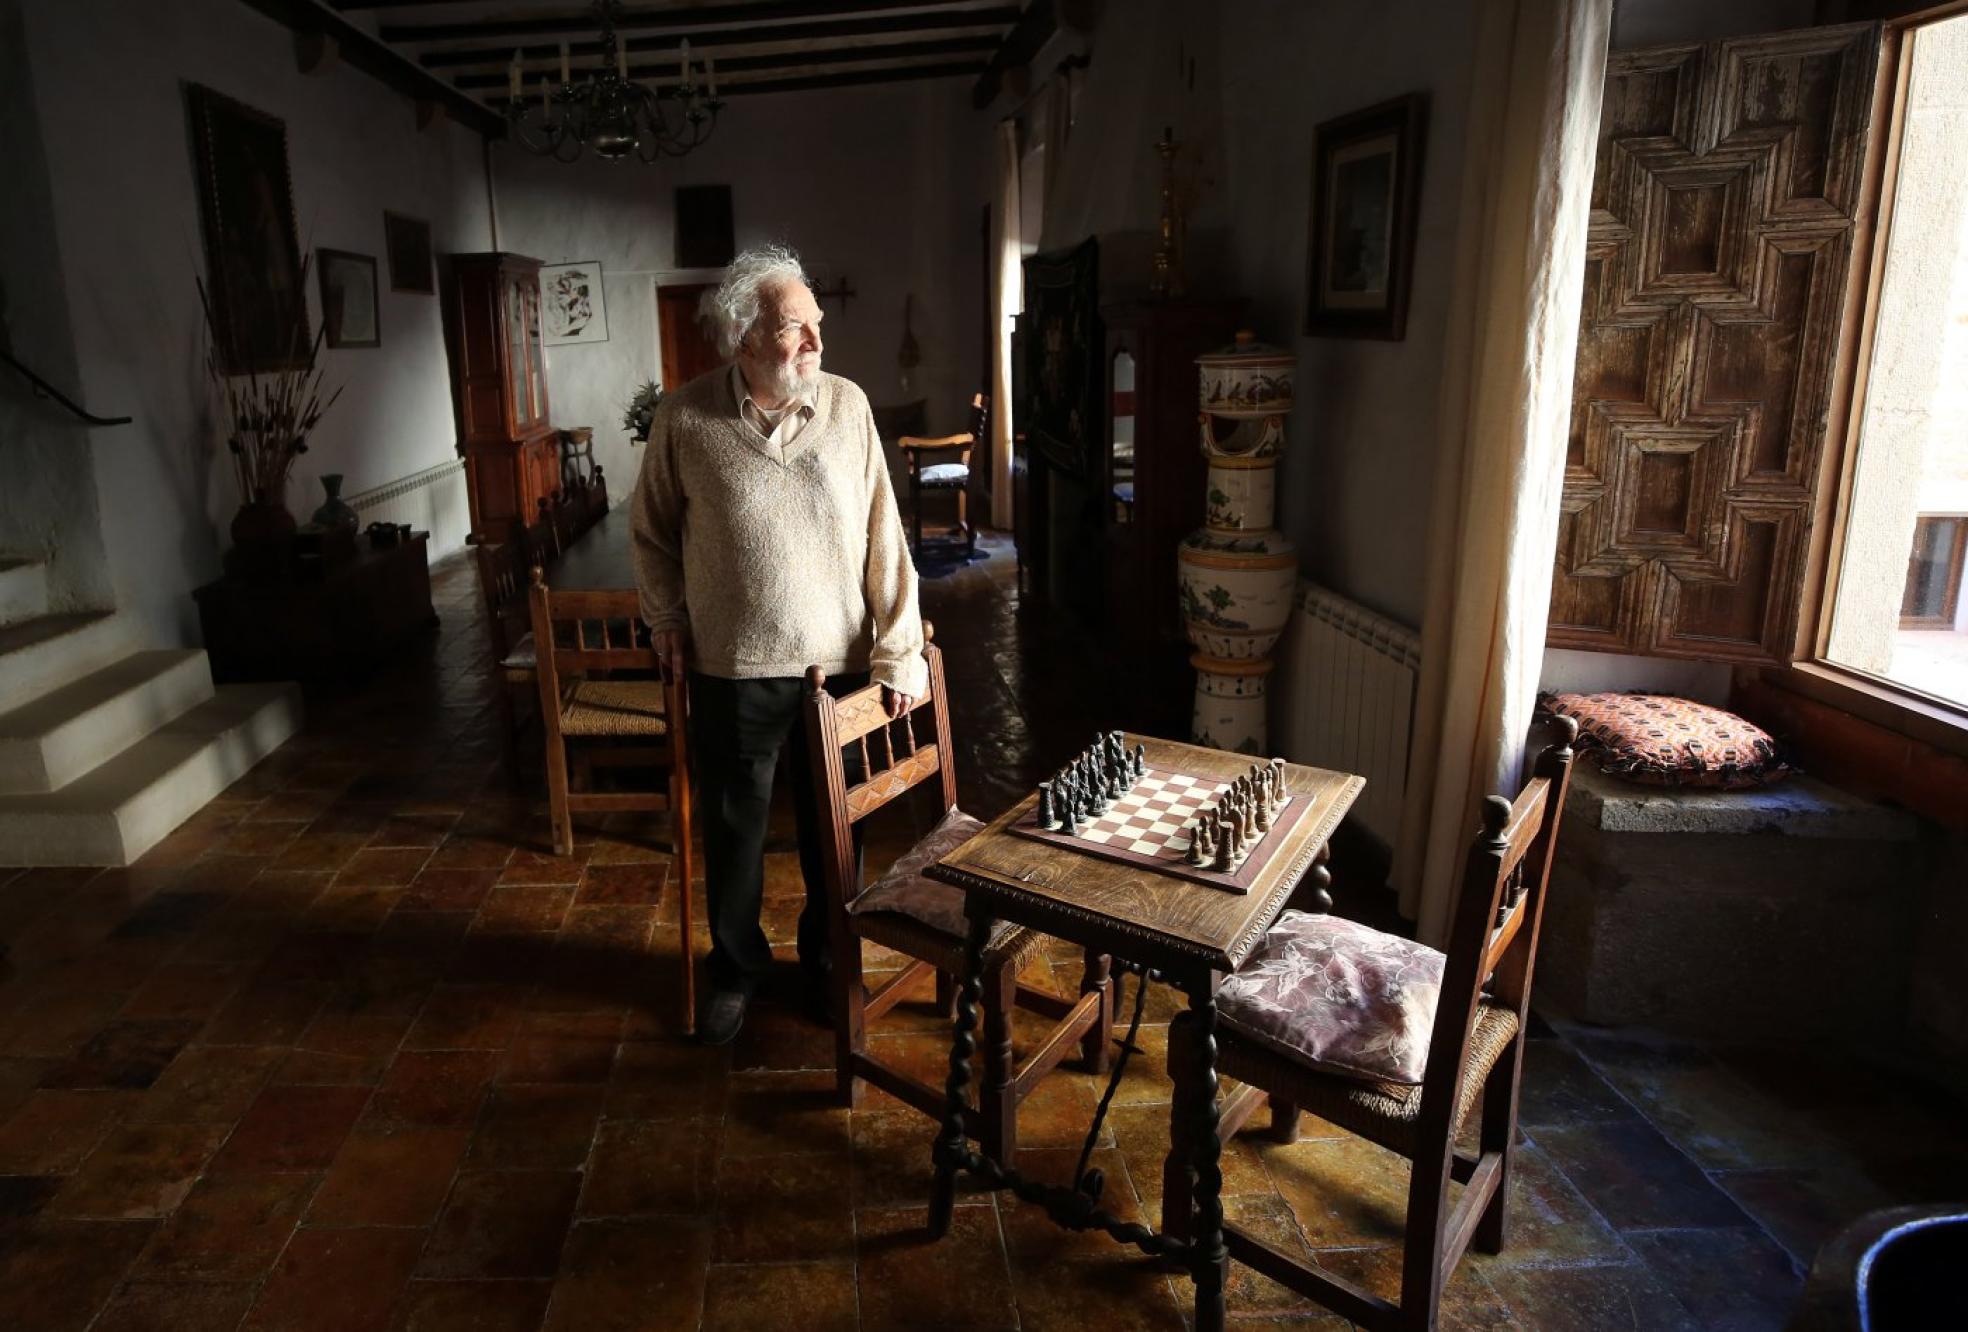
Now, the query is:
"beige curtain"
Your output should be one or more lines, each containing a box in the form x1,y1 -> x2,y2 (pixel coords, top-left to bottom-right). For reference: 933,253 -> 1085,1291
1394,0 -> 1610,945
989,119 -> 1022,530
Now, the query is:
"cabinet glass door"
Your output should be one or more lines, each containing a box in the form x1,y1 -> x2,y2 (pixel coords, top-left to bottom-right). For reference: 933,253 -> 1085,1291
506,278 -> 529,429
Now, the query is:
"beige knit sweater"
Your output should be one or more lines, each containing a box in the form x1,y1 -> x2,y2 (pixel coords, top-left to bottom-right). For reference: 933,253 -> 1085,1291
630,367 -> 928,698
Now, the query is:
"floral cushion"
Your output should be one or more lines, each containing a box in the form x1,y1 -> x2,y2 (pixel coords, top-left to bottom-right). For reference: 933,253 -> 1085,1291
847,807 -> 985,939
1541,692 -> 1792,790
1218,912 -> 1445,1086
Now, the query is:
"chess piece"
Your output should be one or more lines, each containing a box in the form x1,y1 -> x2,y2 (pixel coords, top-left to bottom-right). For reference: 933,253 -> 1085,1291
1254,787 -> 1271,832
1132,742 -> 1146,778
1213,830 -> 1234,872
1186,822 -> 1208,866
1272,758 -> 1288,803
1038,782 -> 1056,830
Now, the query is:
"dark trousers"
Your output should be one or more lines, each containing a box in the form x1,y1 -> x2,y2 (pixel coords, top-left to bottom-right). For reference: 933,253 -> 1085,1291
690,671 -> 867,995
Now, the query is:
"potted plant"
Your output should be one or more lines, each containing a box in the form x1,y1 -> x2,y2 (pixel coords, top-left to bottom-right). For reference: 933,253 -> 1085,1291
198,251 -> 342,579
622,379 -> 663,443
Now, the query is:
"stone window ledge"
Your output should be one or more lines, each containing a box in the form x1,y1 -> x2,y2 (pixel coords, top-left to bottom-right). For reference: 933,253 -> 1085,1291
1564,764 -> 1921,840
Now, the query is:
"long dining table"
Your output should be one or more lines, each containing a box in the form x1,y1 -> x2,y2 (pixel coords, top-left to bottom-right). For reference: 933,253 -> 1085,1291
547,504 -> 637,592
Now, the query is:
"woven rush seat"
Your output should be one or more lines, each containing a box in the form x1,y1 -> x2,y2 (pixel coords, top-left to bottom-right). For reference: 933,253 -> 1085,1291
848,808 -> 1038,967
1218,1000 -> 1520,1155
557,679 -> 670,736
918,462 -> 969,486
499,631 -> 536,673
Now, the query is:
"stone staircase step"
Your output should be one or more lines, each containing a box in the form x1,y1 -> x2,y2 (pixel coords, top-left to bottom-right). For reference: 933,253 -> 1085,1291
0,683 -> 304,866
0,649 -> 215,794
0,556 -> 48,627
0,610 -> 135,714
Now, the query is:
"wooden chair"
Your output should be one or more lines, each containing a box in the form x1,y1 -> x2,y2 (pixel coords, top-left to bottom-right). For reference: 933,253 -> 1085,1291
528,569 -> 698,1033
1170,719 -> 1578,1330
587,465 -> 609,526
900,393 -> 987,560
549,490 -> 582,553
473,540 -> 537,739
803,629 -> 1112,1164
517,502 -> 560,568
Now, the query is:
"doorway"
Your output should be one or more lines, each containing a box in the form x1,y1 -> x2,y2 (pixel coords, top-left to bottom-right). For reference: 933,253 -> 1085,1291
655,282 -> 722,390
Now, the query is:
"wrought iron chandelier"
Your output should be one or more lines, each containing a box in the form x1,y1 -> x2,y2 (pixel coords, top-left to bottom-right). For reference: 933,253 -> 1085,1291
503,0 -> 724,163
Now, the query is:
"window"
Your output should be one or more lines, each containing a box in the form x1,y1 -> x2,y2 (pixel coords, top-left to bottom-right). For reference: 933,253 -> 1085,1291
1821,12 -> 1968,713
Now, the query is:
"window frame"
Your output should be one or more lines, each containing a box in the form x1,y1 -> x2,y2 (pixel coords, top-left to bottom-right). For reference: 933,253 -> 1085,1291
1779,5 -> 1968,754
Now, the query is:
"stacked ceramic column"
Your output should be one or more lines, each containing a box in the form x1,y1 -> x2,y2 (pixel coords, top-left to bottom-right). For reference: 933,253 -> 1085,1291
1177,332 -> 1297,754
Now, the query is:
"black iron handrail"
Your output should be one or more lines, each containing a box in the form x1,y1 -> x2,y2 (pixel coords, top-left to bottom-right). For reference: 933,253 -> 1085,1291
0,346 -> 132,427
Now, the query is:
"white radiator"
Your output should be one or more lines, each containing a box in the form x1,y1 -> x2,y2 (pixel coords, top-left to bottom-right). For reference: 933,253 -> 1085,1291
1275,580 -> 1421,851
344,459 -> 471,560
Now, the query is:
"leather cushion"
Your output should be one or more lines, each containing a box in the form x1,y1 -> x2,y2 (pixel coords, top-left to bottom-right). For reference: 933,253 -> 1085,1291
848,807 -> 985,940
1217,911 -> 1445,1085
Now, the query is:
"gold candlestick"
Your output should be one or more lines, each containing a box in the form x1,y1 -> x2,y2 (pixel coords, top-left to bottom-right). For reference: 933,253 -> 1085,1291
1149,126 -> 1185,300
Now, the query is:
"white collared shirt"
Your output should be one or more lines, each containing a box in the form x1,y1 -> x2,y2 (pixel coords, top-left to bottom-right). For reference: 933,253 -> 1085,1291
731,364 -> 816,454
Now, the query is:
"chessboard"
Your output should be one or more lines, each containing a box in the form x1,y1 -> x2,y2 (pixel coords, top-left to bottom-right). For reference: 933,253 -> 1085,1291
1008,763 -> 1315,894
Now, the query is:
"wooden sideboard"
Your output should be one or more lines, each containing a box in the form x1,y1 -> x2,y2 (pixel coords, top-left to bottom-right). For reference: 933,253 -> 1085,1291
194,534 -> 437,689
443,252 -> 559,541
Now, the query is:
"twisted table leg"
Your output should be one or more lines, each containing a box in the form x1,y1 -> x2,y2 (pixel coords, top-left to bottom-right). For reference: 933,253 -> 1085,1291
1186,981 -> 1229,1332
929,911 -> 992,1238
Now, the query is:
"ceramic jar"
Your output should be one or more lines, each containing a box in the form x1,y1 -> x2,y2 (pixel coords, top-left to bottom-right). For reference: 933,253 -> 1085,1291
1179,330 -> 1300,754
1196,330 -> 1295,419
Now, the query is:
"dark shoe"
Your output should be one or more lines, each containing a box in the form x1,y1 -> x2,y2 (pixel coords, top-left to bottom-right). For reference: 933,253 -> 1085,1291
800,967 -> 835,1029
698,988 -> 749,1046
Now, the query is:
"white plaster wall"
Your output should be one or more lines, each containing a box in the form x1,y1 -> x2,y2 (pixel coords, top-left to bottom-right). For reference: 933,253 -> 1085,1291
17,0 -> 492,648
492,78 -> 993,494
0,0 -> 114,615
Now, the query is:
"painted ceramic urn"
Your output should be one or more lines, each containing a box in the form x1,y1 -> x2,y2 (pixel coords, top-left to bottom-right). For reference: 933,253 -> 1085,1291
1179,331 -> 1299,754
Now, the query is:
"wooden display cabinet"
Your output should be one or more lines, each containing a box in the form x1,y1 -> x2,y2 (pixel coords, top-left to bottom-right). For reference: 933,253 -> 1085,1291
1101,299 -> 1243,644
443,252 -> 559,541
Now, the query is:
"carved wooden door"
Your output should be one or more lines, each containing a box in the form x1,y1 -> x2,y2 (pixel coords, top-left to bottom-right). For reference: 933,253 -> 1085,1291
1549,26 -> 1880,662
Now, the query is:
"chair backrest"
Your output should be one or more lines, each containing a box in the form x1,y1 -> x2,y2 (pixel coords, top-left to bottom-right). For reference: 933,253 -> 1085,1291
802,625 -> 954,903
525,569 -> 685,752
473,539 -> 530,662
518,500 -> 560,568
1414,716 -> 1578,1146
551,490 -> 582,550
967,391 -> 989,444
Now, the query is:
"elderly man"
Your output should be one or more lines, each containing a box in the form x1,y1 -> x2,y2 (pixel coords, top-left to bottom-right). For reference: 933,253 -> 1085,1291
632,244 -> 927,1046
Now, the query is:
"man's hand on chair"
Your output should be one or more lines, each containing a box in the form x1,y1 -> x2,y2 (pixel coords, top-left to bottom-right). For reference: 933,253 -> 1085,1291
655,627 -> 689,679
883,687 -> 914,719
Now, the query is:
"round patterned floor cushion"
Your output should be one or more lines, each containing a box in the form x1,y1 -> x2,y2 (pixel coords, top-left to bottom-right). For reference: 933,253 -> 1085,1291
1540,691 -> 1793,789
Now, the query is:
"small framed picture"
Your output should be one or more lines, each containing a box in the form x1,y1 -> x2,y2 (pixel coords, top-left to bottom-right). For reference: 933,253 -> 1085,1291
317,248 -> 380,349
383,211 -> 434,293
1304,93 -> 1428,340
540,260 -> 609,346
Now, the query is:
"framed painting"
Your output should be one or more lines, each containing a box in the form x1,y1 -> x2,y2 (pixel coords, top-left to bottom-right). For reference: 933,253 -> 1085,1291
1304,93 -> 1428,340
383,211 -> 434,293
186,83 -> 306,373
541,260 -> 609,346
318,249 -> 380,348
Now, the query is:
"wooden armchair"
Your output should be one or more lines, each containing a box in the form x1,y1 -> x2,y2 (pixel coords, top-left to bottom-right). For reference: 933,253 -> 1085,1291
900,393 -> 988,560
1171,719 -> 1578,1330
803,628 -> 1111,1164
528,570 -> 698,1033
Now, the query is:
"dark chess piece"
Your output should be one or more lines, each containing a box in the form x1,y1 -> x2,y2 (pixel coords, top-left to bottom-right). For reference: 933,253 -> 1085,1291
1187,822 -> 1208,866
1213,829 -> 1235,873
1038,782 -> 1056,830
1132,742 -> 1146,778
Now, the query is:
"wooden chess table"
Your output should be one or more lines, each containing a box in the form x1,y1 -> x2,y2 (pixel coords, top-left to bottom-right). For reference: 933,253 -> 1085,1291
924,733 -> 1364,1332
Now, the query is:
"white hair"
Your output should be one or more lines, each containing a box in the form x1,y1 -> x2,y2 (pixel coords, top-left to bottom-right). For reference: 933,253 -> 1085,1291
705,244 -> 809,359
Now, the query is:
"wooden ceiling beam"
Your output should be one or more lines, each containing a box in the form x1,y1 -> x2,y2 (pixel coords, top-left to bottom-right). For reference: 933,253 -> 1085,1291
451,33 -> 999,87
419,11 -> 1010,68
969,0 -> 1057,108
692,59 -> 986,97
382,0 -> 1013,44
236,0 -> 507,136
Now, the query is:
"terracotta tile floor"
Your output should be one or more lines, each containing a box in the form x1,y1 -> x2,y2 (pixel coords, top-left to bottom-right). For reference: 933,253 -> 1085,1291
2,530 -> 1964,1330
